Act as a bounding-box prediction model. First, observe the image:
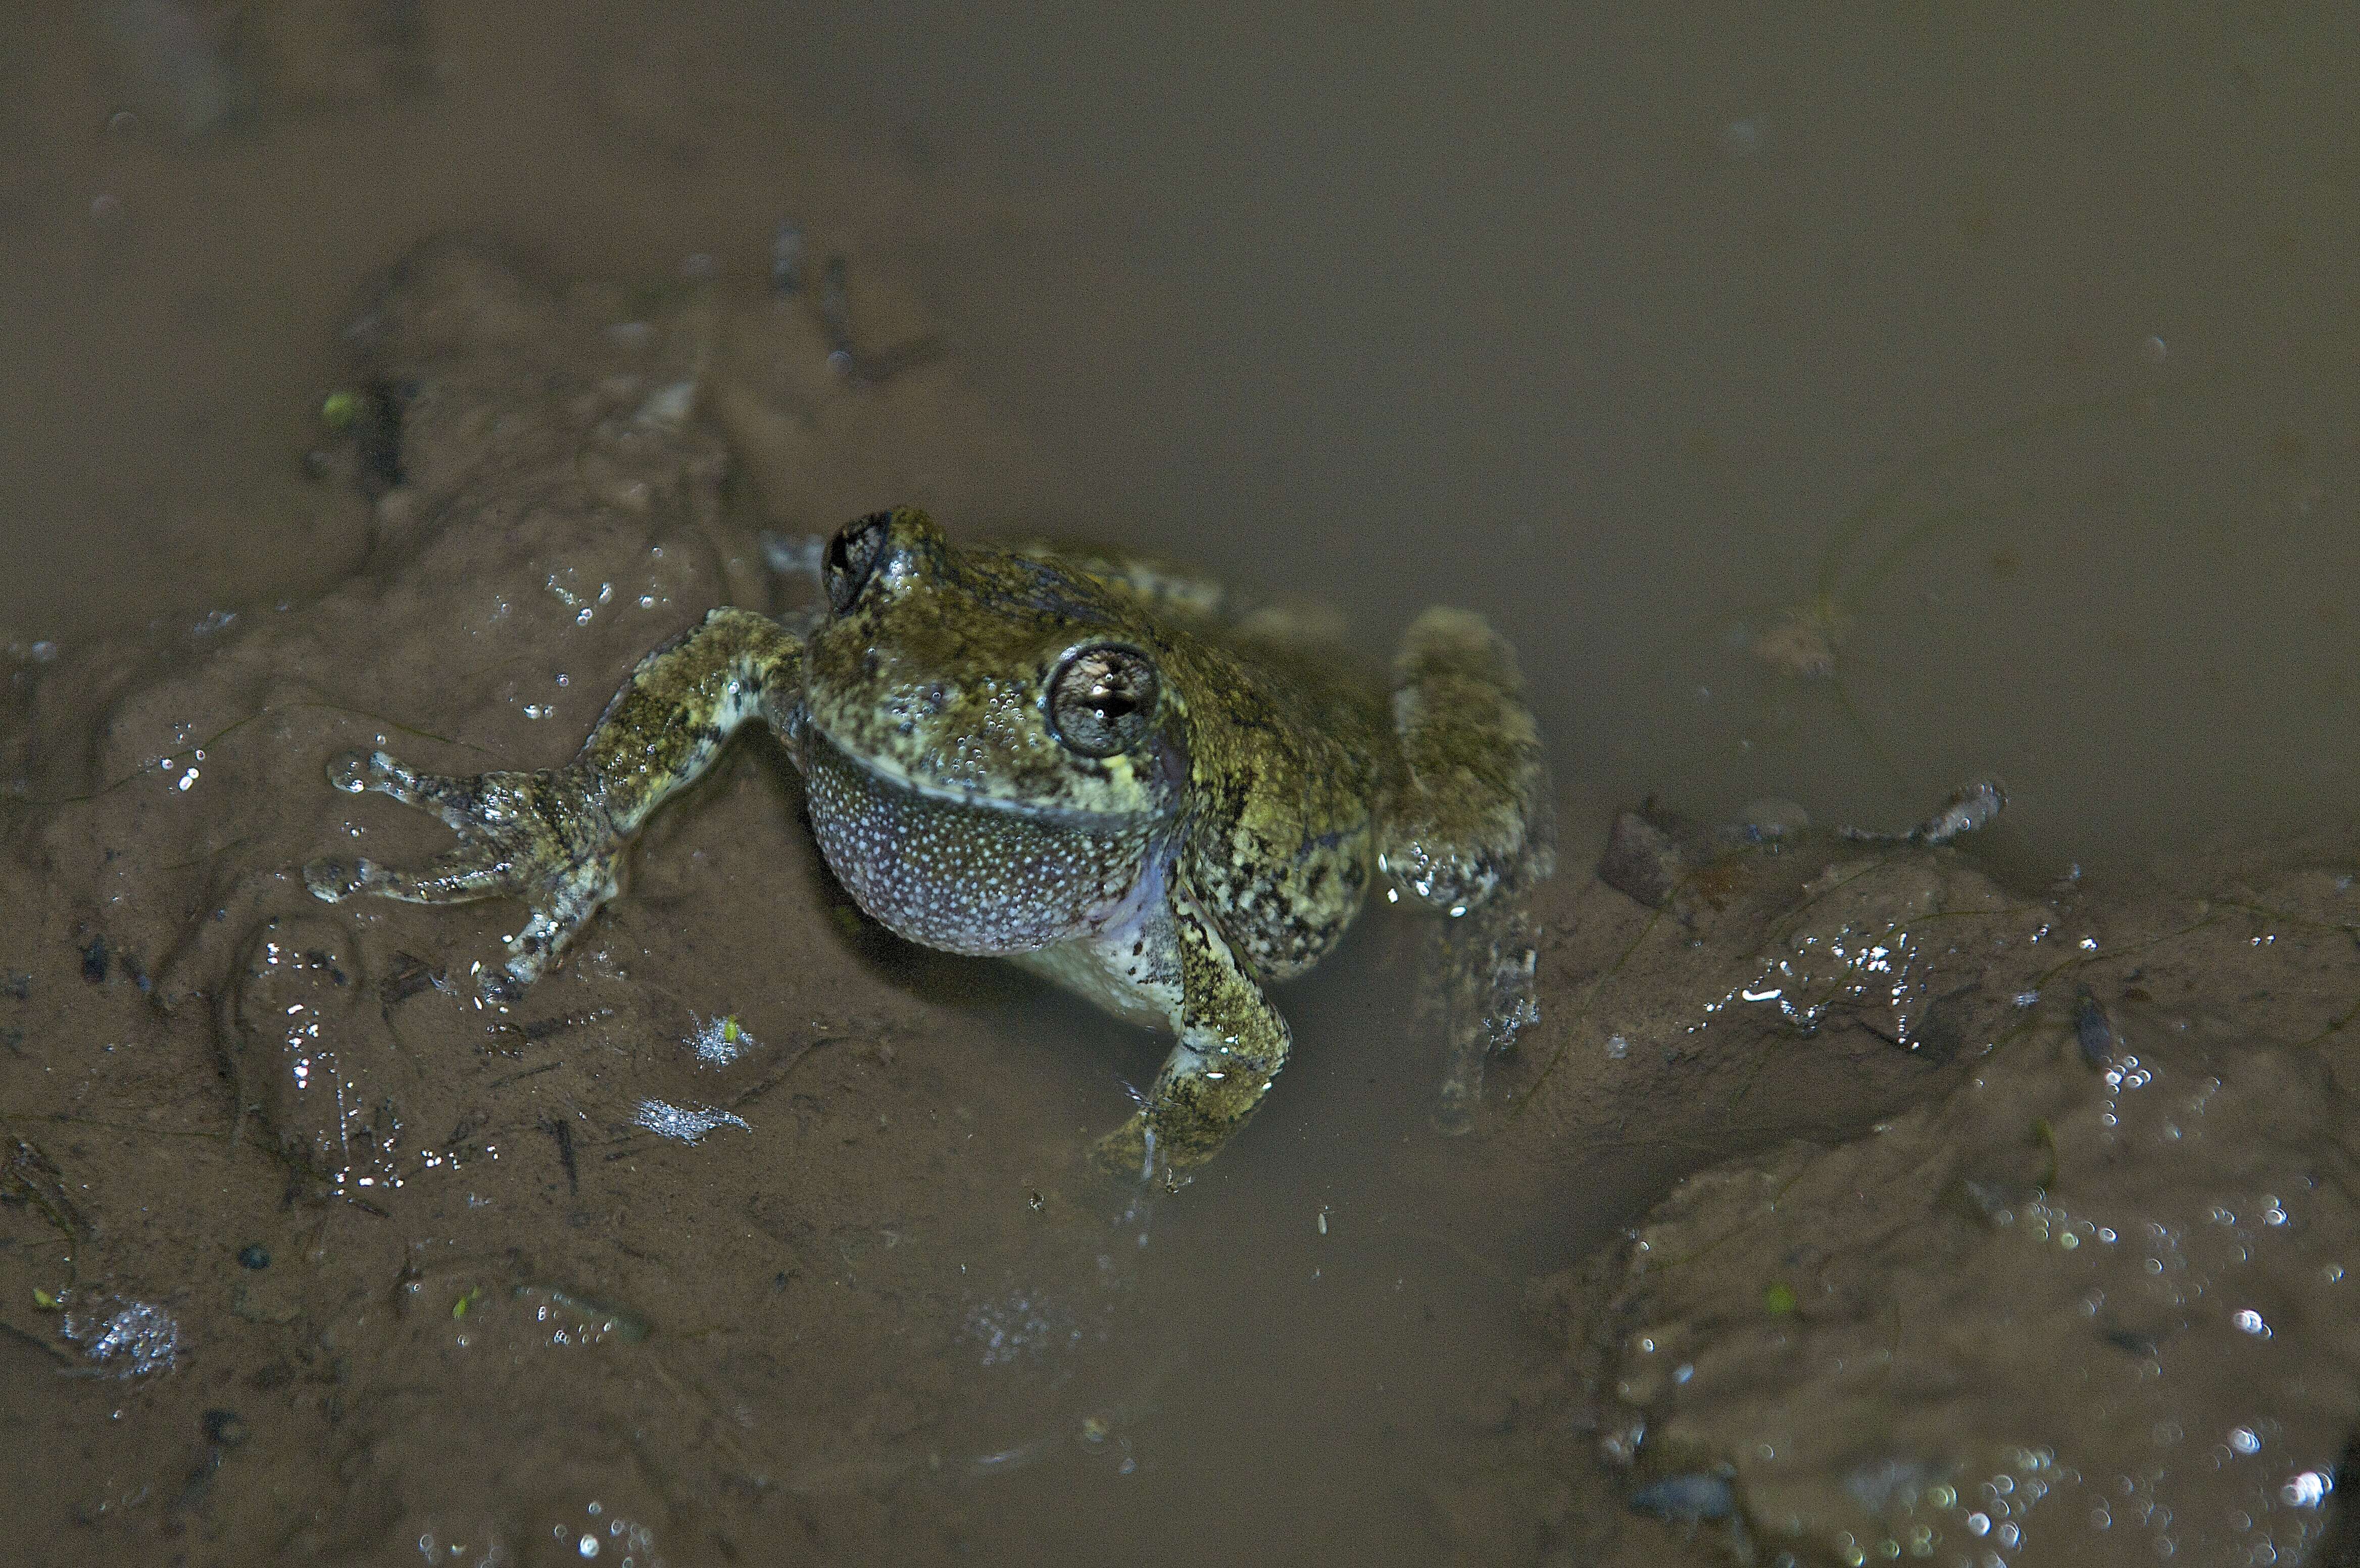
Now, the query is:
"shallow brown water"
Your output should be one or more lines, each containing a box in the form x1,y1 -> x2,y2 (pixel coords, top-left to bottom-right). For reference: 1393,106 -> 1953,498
4,7 -> 2360,1567
12,4 -> 2360,868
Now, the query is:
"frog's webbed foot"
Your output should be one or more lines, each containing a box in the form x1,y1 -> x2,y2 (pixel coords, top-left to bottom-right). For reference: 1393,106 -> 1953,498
303,749 -> 620,995
1090,1111 -> 1160,1187
1087,1039 -> 1286,1188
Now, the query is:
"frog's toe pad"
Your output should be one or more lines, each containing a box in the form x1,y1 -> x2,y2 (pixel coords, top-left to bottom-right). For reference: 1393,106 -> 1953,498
325,747 -> 484,824
324,750 -> 382,795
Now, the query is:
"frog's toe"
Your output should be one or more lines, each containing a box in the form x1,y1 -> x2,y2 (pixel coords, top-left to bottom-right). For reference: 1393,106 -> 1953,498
476,967 -> 528,1003
323,749 -> 380,795
328,747 -> 513,835
312,750 -> 624,991
304,850 -> 508,907
302,855 -> 376,903
324,747 -> 451,810
494,889 -> 607,992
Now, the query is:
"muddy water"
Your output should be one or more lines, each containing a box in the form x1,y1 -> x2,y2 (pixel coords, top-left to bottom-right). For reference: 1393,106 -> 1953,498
4,7 -> 2360,1567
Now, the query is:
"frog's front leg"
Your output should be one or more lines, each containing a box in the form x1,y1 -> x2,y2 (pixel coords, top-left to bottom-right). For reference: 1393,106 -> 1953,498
1054,884 -> 1292,1181
304,606 -> 802,995
1380,607 -> 1555,1129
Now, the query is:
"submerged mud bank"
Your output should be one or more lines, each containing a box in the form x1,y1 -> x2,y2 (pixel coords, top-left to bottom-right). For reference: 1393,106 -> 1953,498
1448,828 -> 2360,1567
3,242 -> 2357,1567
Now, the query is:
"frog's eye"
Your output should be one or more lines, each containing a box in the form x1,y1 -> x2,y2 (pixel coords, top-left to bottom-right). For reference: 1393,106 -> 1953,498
1047,644 -> 1160,758
823,512 -> 893,614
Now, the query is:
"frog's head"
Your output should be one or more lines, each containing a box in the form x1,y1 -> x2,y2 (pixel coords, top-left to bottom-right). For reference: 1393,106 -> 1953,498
795,508 -> 1191,955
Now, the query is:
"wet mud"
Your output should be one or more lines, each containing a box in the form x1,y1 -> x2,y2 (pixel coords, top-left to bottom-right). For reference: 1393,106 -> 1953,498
1465,831 -> 2360,1566
7,234 -> 2359,1568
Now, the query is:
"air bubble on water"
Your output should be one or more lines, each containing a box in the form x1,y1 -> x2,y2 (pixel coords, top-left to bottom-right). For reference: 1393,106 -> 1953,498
61,1297 -> 181,1378
633,1099 -> 749,1143
2283,1471 -> 2331,1507
685,1012 -> 754,1067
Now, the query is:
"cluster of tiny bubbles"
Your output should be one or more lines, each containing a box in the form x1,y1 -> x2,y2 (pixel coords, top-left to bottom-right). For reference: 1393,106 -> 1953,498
630,1098 -> 749,1144
337,1106 -> 410,1197
293,1053 -> 407,1197
964,1289 -> 1083,1367
412,1526 -> 511,1566
2200,1418 -> 2332,1563
254,923 -> 474,1198
60,1296 -> 182,1378
683,1010 -> 755,1067
1827,1447 -> 2063,1567
515,1285 -> 651,1351
1872,1433 -> 2335,1563
543,571 -> 615,628
154,747 -> 206,794
1700,921 -> 1919,1040
409,1141 -> 489,1182
552,1500 -> 661,1565
2094,1047 -> 2156,1132
1998,1194 -> 2118,1255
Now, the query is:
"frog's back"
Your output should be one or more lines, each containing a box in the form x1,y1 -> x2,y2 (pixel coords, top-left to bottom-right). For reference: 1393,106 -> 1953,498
1163,630 -> 1391,980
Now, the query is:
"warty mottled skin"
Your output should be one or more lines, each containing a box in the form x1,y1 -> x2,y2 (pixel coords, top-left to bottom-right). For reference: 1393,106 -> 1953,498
306,508 -> 1550,1177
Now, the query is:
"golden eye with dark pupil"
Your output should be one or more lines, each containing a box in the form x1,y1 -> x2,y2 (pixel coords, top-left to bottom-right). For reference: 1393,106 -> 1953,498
1048,644 -> 1160,758
823,512 -> 893,614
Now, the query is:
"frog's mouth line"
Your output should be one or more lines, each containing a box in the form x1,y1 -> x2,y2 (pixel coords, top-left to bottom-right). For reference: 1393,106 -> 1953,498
802,721 -> 1165,832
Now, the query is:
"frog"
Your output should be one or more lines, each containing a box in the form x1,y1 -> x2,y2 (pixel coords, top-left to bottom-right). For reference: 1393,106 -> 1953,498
304,508 -> 1552,1177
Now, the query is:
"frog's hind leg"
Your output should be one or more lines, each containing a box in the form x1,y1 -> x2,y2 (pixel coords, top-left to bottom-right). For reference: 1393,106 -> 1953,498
1380,608 -> 1555,1131
1053,884 -> 1293,1182
1418,887 -> 1545,1133
305,606 -> 802,995
305,750 -> 622,992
